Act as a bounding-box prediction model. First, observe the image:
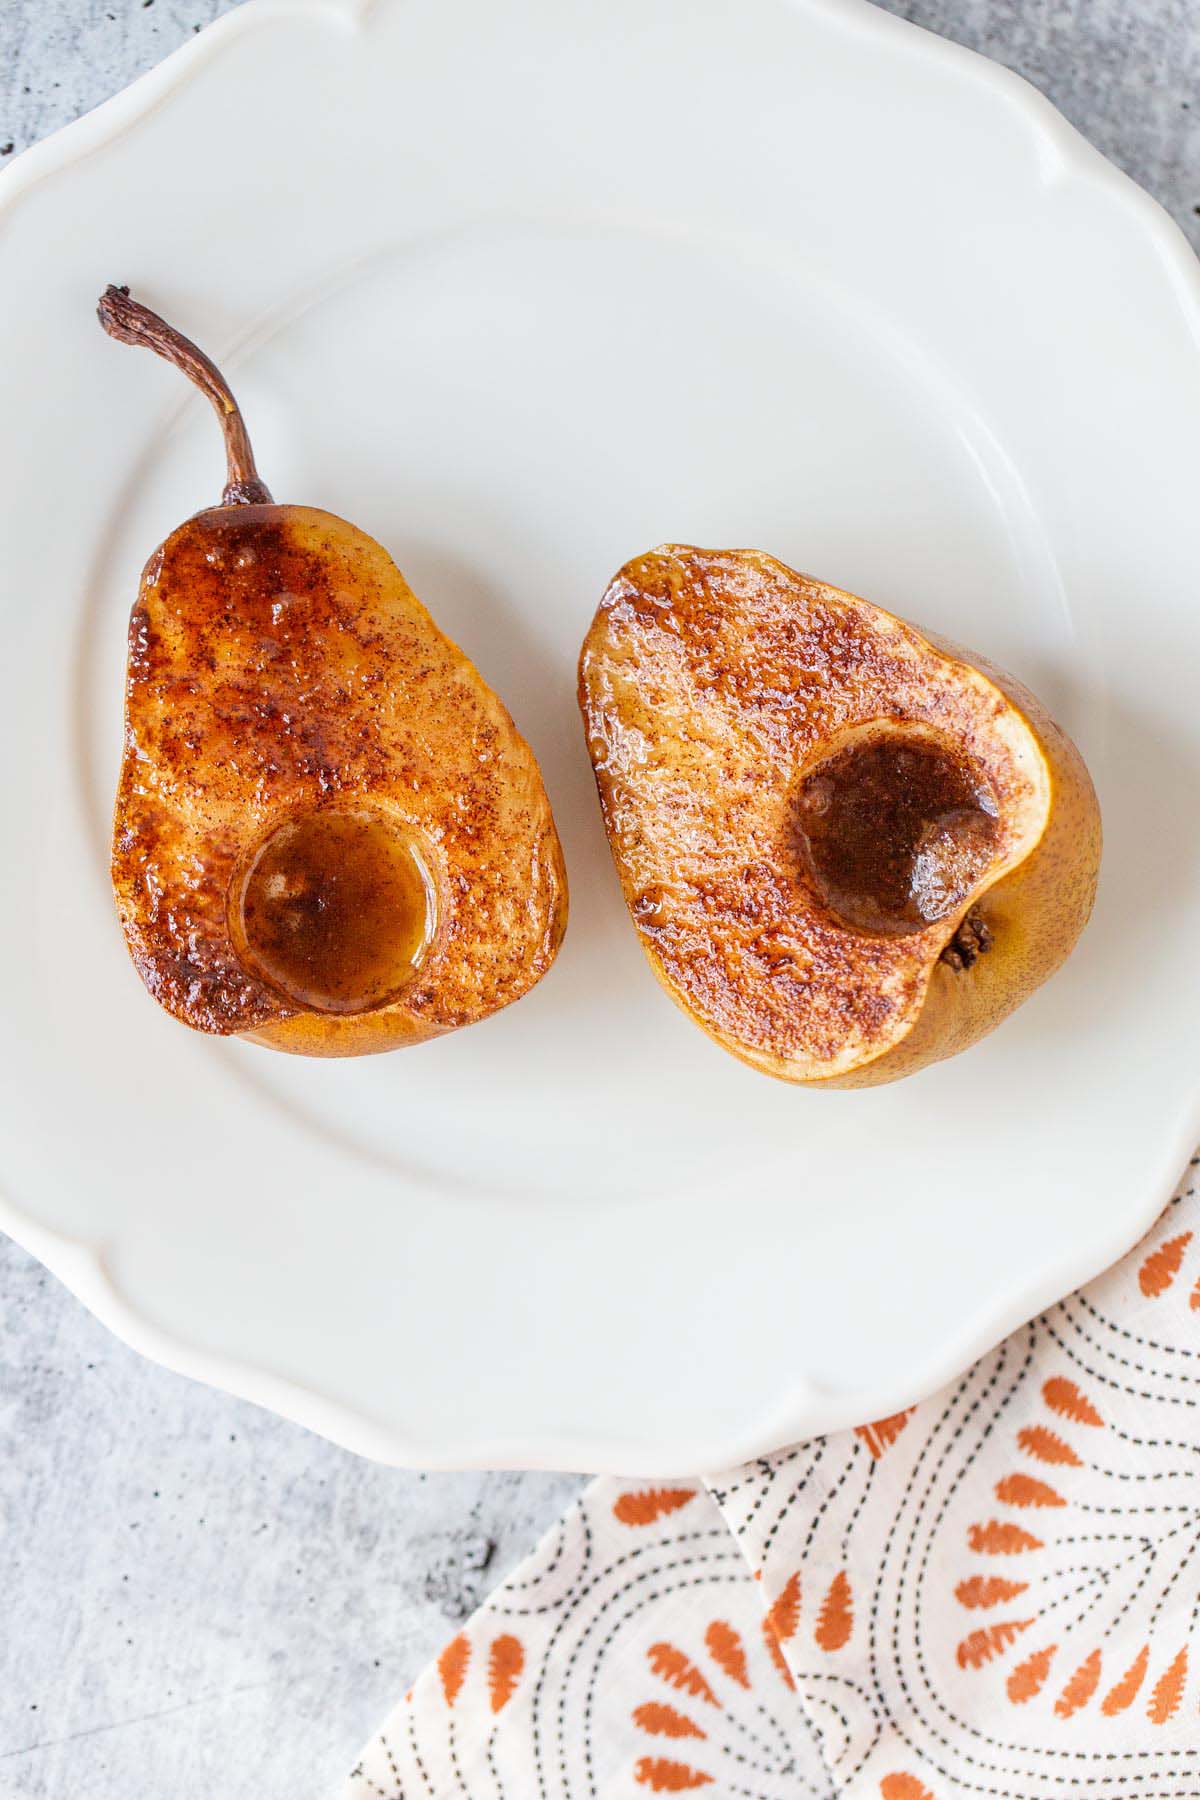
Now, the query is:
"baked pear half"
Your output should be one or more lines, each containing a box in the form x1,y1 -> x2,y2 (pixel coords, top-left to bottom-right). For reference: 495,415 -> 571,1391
578,545 -> 1100,1087
102,286 -> 566,1057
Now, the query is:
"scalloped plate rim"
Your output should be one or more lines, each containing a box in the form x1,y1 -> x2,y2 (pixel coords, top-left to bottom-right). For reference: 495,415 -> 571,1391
1,0 -> 1198,1474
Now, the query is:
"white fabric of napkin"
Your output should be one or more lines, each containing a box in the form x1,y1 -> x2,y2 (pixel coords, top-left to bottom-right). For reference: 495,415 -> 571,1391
346,1157 -> 1200,1798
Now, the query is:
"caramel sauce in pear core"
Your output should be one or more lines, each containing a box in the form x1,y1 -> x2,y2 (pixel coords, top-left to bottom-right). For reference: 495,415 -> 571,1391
231,809 -> 433,1014
790,733 -> 999,937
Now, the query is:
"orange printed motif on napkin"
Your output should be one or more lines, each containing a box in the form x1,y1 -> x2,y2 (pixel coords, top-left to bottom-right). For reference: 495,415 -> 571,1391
712,1159 -> 1200,1796
348,1160 -> 1200,1800
348,1476 -> 824,1796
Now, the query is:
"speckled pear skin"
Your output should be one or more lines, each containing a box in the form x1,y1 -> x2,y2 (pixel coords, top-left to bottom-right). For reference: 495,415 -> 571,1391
113,504 -> 567,1056
578,546 -> 1100,1086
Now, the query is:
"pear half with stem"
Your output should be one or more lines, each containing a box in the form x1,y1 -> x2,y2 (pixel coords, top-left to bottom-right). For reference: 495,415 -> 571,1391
578,544 -> 1100,1087
100,286 -> 566,1056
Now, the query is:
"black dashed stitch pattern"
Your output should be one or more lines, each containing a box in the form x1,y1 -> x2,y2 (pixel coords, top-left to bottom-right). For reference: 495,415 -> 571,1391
799,1447 -> 857,1566
604,1572 -> 821,1792
380,1732 -> 406,1798
1065,1290 -> 1200,1363
840,1444 -> 874,1561
405,1711 -> 435,1798
796,1669 -> 883,1775
572,1558 -> 754,1794
758,1441 -> 829,1570
1043,1321 -> 1199,1409
1054,1305 -> 1200,1389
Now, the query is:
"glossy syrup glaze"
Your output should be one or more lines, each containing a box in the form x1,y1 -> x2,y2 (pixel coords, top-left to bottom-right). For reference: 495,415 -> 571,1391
789,734 -> 998,936
231,808 -> 433,1013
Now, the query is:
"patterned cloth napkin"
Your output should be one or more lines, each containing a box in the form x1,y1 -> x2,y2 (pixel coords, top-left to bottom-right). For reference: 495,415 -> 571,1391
346,1159 -> 1200,1798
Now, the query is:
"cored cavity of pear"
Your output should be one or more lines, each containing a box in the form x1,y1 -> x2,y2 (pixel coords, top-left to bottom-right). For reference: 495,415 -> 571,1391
229,807 -> 436,1015
100,285 -> 566,1057
788,727 -> 999,946
579,544 -> 1101,1087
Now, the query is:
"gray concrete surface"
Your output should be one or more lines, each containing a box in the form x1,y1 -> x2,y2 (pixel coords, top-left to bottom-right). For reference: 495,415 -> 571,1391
1,3 -> 1196,1796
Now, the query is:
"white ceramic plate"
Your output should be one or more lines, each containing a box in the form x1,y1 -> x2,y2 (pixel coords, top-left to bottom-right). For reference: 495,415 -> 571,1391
2,0 -> 1199,1475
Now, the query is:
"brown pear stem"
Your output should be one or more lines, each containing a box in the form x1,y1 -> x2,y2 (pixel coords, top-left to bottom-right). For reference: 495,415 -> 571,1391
97,285 -> 273,506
